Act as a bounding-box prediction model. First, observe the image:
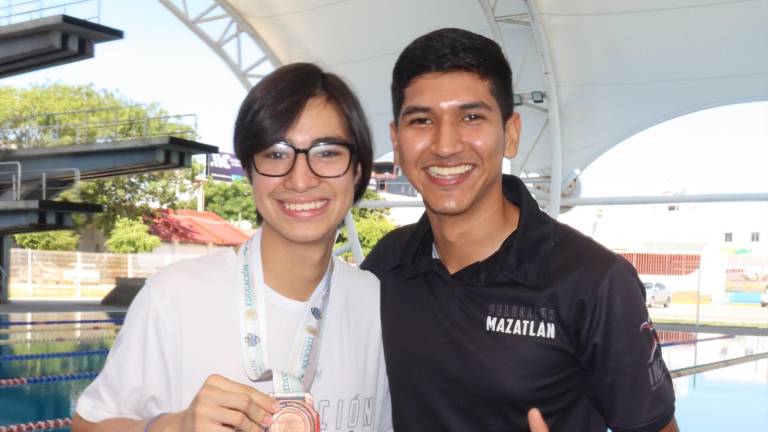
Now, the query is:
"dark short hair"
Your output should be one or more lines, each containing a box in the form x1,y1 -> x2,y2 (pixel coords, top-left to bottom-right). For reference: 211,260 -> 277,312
391,28 -> 514,124
234,62 -> 372,203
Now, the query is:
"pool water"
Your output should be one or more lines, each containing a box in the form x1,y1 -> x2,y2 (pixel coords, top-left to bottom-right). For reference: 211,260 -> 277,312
661,331 -> 768,431
0,312 -> 121,430
673,360 -> 768,431
1,312 -> 766,431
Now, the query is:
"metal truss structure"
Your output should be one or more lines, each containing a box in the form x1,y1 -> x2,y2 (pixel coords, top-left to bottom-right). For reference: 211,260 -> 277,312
478,0 -> 564,216
156,0 -> 280,91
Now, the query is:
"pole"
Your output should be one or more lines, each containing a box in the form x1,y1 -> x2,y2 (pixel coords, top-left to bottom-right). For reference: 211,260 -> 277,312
197,181 -> 205,212
75,252 -> 82,299
344,211 -> 365,265
0,236 -> 11,303
26,249 -> 32,297
696,263 -> 702,329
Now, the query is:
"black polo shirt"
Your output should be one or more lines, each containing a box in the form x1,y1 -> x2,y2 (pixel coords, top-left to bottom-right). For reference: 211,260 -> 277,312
362,175 -> 675,432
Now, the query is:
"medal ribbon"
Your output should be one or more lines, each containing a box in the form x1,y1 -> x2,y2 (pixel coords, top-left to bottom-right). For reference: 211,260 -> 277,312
237,229 -> 332,396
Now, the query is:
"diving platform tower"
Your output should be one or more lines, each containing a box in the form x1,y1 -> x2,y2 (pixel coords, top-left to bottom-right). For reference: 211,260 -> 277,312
0,14 -> 122,78
0,6 -> 217,304
0,123 -> 218,303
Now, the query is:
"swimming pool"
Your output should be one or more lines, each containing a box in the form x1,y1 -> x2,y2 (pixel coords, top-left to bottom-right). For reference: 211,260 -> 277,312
0,312 -> 122,431
1,312 -> 766,431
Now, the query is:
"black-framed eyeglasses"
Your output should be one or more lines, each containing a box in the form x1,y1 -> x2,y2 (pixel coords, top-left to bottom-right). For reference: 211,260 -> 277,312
253,140 -> 356,178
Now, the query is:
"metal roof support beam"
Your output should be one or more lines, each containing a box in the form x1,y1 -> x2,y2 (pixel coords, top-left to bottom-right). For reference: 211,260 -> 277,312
157,0 -> 280,91
357,192 -> 768,209
560,193 -> 768,207
477,0 -> 508,53
479,0 -> 565,218
524,0 -> 563,219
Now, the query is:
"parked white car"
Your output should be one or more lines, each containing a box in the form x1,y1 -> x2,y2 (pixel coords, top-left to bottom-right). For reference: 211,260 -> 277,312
643,282 -> 671,308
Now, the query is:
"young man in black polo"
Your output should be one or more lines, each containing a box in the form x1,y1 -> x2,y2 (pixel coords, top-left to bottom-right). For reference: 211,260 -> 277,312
361,28 -> 678,432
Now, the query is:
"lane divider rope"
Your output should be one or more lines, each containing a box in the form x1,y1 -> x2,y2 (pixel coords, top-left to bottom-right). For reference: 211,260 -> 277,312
0,371 -> 99,388
0,325 -> 122,335
0,348 -> 109,362
0,334 -> 116,346
0,319 -> 123,328
0,418 -> 71,431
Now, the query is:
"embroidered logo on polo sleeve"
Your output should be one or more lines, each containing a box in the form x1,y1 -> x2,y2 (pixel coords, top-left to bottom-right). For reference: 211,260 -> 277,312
640,317 -> 668,389
639,320 -> 660,363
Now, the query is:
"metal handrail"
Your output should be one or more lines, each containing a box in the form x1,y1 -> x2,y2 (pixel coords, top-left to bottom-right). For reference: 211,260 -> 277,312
670,352 -> 768,378
23,168 -> 81,199
0,162 -> 22,200
1,0 -> 100,24
0,167 -> 81,200
1,104 -> 145,123
0,113 -> 198,148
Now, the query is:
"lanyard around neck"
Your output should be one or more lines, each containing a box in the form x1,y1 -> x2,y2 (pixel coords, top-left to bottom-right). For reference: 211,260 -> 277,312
237,229 -> 333,396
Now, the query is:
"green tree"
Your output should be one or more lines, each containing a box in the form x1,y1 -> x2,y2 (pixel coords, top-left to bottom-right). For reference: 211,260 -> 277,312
336,190 -> 395,256
352,189 -> 390,220
105,217 -> 161,253
64,167 -> 199,234
13,231 -> 79,251
198,178 -> 258,224
351,216 -> 395,256
0,83 -> 194,149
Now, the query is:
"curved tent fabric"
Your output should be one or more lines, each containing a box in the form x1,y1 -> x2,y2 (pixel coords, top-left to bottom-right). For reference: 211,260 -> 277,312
220,0 -> 768,181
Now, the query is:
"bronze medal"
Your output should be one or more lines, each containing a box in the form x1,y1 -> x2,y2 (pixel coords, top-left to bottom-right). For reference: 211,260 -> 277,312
267,393 -> 320,432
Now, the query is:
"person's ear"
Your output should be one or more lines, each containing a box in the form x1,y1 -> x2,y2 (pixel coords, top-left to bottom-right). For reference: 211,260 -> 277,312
503,112 -> 521,159
390,121 -> 401,165
354,162 -> 362,185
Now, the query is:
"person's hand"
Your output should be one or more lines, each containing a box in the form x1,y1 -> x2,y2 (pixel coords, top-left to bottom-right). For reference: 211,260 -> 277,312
528,408 -> 549,432
173,374 -> 280,431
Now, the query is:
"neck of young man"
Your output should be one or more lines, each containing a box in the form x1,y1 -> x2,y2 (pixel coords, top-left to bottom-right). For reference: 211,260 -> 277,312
259,225 -> 334,302
427,181 -> 520,275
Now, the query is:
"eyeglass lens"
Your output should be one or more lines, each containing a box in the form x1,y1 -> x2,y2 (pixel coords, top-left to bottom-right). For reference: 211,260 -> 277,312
254,142 -> 352,177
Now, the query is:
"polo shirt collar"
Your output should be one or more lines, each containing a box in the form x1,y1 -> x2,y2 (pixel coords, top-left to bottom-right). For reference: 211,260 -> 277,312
394,174 -> 555,287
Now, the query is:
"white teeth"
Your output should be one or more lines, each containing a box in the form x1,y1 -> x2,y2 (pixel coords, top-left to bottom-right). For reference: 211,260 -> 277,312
427,164 -> 473,177
282,200 -> 327,211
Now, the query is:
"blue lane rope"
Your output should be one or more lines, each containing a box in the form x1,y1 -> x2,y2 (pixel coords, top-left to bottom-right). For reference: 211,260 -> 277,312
0,319 -> 123,328
0,417 -> 71,431
0,348 -> 109,362
0,334 -> 116,346
0,371 -> 100,388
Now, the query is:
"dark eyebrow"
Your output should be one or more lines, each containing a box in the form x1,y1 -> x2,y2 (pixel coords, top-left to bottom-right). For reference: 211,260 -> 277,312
311,135 -> 348,145
459,101 -> 493,112
400,105 -> 432,118
276,136 -> 349,148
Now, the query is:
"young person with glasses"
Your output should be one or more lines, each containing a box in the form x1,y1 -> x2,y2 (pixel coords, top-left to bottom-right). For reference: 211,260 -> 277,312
72,63 -> 392,432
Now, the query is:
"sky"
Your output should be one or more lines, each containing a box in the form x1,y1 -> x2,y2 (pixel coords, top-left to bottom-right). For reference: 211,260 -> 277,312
2,0 -> 766,199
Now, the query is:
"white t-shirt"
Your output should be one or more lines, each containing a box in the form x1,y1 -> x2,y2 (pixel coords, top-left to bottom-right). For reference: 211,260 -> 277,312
76,245 -> 393,432
263,282 -> 307,369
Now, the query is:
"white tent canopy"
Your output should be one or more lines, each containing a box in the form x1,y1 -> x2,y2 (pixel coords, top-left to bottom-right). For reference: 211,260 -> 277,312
161,0 -> 768,212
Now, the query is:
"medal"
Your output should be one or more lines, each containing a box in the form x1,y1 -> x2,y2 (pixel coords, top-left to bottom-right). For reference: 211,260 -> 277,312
268,393 -> 321,432
237,230 -> 332,430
